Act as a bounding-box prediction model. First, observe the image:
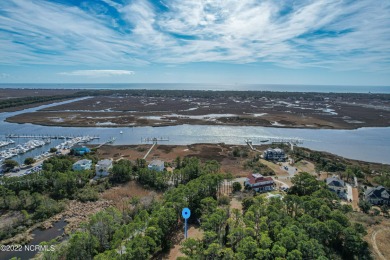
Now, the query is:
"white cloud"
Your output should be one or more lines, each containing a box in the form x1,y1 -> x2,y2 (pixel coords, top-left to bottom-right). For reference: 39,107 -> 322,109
0,0 -> 389,71
59,70 -> 135,77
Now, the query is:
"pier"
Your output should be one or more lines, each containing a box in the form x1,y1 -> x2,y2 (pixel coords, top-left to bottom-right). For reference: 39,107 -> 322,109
245,137 -> 303,151
5,134 -> 100,140
141,136 -> 169,143
96,137 -> 116,148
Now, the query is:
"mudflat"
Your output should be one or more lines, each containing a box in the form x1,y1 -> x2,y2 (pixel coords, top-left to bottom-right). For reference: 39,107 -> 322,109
5,90 -> 390,129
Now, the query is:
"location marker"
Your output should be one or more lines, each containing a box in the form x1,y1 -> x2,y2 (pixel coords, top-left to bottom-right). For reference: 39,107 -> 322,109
182,208 -> 191,239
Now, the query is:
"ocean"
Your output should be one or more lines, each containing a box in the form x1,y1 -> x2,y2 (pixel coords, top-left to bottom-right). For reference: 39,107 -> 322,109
1,83 -> 390,93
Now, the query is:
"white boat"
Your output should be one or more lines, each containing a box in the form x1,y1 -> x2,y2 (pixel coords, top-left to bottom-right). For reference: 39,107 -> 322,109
120,131 -> 123,134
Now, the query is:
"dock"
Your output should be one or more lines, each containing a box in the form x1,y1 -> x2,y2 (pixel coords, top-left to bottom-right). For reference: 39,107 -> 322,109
245,137 -> 303,151
6,134 -> 100,140
96,137 -> 116,148
141,137 -> 169,143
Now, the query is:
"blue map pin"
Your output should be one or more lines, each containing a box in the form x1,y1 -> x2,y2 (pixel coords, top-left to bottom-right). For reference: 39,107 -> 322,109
182,207 -> 191,219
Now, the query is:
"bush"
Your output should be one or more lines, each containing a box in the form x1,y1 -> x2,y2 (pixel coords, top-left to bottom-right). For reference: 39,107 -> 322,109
232,182 -> 242,192
77,187 -> 99,202
24,157 -> 36,165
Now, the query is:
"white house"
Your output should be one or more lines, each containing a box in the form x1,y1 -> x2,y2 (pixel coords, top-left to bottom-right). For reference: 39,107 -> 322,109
148,160 -> 165,172
72,159 -> 92,171
95,159 -> 113,177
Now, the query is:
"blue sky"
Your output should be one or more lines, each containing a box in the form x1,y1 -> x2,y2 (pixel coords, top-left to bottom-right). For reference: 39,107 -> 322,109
0,0 -> 389,86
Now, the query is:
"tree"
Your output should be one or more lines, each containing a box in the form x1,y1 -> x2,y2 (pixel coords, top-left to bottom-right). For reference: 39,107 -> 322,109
358,200 -> 372,213
3,159 -> 19,170
232,182 -> 242,193
290,172 -> 323,196
24,157 -> 36,165
67,231 -> 99,260
50,147 -> 58,153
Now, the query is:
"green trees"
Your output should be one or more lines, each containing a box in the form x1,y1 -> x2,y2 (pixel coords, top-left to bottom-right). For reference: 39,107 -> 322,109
178,171 -> 370,260
24,157 -> 36,165
232,182 -> 242,192
110,159 -> 132,183
3,159 -> 19,170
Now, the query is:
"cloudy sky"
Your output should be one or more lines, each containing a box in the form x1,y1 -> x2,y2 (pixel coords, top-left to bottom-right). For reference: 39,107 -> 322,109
0,0 -> 389,86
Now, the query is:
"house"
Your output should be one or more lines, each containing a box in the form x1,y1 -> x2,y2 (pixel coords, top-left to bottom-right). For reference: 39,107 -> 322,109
148,160 -> 165,172
326,176 -> 347,199
244,173 -> 275,192
95,159 -> 113,177
71,145 -> 90,156
263,148 -> 286,161
365,186 -> 390,205
72,159 -> 92,171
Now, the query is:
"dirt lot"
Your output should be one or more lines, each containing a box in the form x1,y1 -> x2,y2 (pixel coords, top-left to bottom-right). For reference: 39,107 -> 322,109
6,93 -> 390,129
166,226 -> 204,260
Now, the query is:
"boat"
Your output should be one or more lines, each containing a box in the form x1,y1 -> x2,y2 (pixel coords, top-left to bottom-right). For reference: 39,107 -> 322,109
260,139 -> 269,143
120,131 -> 123,134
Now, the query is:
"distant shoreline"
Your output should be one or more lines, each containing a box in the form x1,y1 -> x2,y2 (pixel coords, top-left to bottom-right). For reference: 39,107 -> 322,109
0,84 -> 390,94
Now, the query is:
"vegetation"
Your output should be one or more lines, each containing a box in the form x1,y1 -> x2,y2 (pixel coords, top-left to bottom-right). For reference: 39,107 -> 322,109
0,93 -> 85,110
180,172 -> 371,260
24,157 -> 35,165
3,159 -> 19,170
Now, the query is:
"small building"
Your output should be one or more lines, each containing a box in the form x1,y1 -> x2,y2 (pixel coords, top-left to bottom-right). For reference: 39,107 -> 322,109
263,148 -> 286,161
326,176 -> 347,199
244,173 -> 275,192
365,186 -> 390,205
148,160 -> 165,172
72,159 -> 92,171
95,159 -> 113,177
71,145 -> 90,156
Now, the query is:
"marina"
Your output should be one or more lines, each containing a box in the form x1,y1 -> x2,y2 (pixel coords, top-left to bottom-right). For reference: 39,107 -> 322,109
0,135 -> 97,166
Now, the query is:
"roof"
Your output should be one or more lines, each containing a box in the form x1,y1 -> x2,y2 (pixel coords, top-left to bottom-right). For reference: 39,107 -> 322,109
74,159 -> 92,165
246,173 -> 274,185
326,177 -> 345,187
149,160 -> 164,167
264,148 -> 285,154
365,186 -> 390,200
97,159 -> 112,167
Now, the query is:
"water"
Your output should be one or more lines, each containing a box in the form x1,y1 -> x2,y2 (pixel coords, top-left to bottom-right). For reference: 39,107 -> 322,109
1,83 -> 390,93
0,219 -> 67,260
1,98 -> 390,164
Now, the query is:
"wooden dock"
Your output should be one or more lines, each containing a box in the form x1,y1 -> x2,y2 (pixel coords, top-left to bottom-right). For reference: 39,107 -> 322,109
6,134 -> 100,140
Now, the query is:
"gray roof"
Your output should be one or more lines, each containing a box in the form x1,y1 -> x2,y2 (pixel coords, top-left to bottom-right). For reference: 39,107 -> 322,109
74,159 -> 92,166
365,186 -> 390,200
149,160 -> 164,167
97,159 -> 112,167
326,177 -> 345,187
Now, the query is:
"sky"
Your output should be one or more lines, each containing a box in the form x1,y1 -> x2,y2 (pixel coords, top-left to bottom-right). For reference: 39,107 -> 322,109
0,0 -> 389,86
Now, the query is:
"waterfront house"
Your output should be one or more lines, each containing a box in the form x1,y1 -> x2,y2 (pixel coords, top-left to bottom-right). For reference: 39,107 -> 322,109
71,145 -> 90,156
244,173 -> 275,192
148,159 -> 165,172
72,159 -> 92,171
364,186 -> 390,205
326,176 -> 347,199
95,159 -> 113,177
263,148 -> 286,161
